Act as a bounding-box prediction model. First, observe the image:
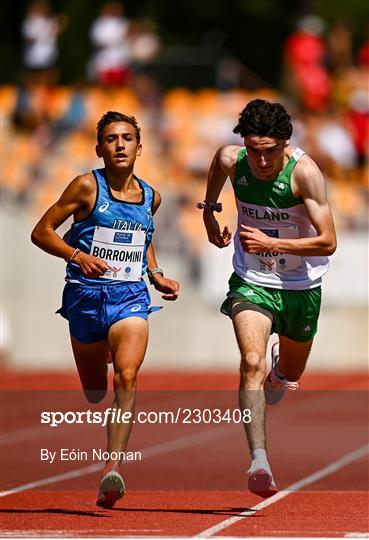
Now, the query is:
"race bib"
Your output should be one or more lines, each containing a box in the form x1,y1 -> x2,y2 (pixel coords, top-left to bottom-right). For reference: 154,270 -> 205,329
244,225 -> 301,273
90,226 -> 145,281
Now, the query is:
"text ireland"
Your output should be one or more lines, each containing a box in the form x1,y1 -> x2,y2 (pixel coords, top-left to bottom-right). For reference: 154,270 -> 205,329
242,206 -> 289,221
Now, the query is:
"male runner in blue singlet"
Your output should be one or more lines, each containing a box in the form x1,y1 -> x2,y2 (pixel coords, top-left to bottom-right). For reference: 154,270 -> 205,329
200,99 -> 336,497
32,111 -> 179,508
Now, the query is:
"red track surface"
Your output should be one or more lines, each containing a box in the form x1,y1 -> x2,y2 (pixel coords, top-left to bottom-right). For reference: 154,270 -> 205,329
1,370 -> 368,538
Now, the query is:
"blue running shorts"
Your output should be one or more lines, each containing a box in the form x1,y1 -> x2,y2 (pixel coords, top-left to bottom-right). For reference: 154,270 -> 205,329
57,281 -> 161,343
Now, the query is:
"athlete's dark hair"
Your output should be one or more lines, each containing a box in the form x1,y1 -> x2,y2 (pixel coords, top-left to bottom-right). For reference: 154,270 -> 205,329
233,99 -> 293,140
96,111 -> 141,144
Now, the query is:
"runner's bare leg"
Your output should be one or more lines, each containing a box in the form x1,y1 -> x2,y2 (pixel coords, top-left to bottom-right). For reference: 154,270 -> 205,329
106,317 -> 148,459
232,301 -> 272,451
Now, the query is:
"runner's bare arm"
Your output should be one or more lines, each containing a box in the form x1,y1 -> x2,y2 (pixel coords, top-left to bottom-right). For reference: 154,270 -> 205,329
31,174 -> 108,277
202,145 -> 240,248
240,157 -> 337,256
152,190 -> 161,214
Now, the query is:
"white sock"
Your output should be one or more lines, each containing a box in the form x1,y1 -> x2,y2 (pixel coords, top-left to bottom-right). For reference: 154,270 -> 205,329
251,448 -> 267,462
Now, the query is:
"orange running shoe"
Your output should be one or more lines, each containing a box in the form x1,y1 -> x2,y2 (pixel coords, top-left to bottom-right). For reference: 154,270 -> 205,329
247,459 -> 278,498
96,462 -> 125,509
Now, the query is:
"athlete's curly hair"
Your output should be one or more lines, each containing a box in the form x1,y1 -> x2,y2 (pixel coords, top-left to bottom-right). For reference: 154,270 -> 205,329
96,111 -> 141,144
233,99 -> 292,140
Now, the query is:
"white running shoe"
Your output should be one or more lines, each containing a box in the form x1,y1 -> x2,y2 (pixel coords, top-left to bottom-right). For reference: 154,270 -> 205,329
264,342 -> 299,405
247,459 -> 278,498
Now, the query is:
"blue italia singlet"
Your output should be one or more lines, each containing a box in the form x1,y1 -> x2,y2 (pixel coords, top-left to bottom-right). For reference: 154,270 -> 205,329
64,168 -> 155,286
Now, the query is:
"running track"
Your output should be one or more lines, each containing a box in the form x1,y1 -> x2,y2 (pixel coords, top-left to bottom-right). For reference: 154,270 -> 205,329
1,370 -> 368,538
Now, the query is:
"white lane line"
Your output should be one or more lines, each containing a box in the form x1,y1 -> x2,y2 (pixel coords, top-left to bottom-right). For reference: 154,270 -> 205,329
0,530 -> 163,538
195,443 -> 369,538
3,425 -> 69,445
0,464 -> 101,499
0,536 -> 350,540
344,534 -> 369,538
0,424 -> 238,498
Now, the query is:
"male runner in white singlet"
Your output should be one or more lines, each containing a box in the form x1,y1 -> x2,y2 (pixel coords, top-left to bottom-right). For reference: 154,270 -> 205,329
199,99 -> 336,497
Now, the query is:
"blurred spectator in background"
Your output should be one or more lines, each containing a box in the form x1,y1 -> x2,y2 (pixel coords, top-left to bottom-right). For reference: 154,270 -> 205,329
88,2 -> 132,87
347,41 -> 369,167
130,18 -> 162,108
326,20 -> 353,73
53,80 -> 87,140
329,33 -> 369,168
21,0 -> 67,86
12,72 -> 47,133
131,18 -> 161,72
315,109 -> 358,178
16,0 -> 66,145
358,38 -> 369,69
347,84 -> 369,169
284,14 -> 331,112
11,70 -> 53,151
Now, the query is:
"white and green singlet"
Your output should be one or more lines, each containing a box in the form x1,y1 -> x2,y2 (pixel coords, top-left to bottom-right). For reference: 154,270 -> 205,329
232,147 -> 329,290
